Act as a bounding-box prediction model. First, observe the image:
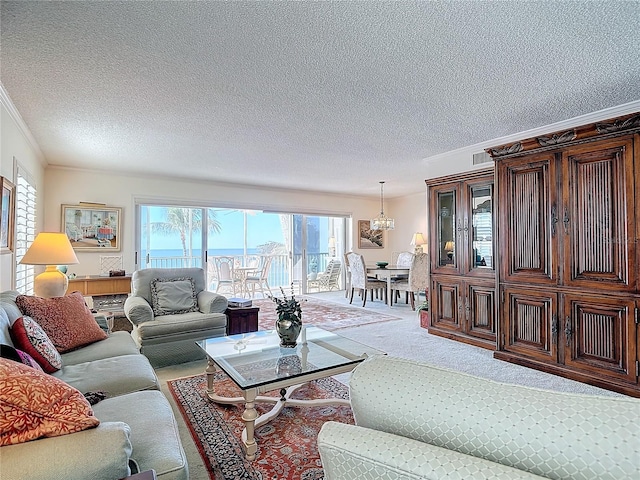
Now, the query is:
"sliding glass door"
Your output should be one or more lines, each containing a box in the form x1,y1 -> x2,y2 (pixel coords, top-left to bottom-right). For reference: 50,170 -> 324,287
136,202 -> 347,296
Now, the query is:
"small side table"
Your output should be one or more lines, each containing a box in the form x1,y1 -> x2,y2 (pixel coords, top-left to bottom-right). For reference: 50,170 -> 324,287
225,306 -> 259,335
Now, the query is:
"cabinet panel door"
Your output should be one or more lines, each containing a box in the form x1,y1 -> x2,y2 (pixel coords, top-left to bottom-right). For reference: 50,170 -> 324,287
563,294 -> 637,383
429,183 -> 462,275
498,154 -> 558,285
562,137 -> 636,291
465,178 -> 495,277
430,277 -> 461,332
465,282 -> 496,342
501,287 -> 558,362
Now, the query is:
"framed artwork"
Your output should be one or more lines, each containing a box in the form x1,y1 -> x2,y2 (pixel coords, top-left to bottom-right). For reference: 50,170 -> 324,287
358,219 -> 383,249
0,176 -> 16,254
61,204 -> 122,251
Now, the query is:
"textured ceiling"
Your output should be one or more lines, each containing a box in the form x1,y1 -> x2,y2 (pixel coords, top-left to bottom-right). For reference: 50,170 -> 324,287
1,1 -> 639,197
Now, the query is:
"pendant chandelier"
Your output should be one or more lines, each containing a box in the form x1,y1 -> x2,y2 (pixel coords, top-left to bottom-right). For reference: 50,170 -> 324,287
370,181 -> 395,230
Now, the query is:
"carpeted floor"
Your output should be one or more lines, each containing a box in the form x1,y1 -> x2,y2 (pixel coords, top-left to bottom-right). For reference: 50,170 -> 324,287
251,295 -> 401,331
155,290 -> 624,480
168,371 -> 352,480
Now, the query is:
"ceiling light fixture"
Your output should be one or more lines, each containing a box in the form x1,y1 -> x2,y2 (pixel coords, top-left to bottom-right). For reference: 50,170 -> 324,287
371,181 -> 394,231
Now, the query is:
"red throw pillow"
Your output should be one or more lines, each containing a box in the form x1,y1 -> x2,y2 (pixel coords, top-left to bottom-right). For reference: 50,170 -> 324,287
16,292 -> 107,353
10,317 -> 62,373
0,358 -> 100,446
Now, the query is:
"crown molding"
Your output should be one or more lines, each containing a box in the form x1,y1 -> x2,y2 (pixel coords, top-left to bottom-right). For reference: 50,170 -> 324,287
0,82 -> 47,165
423,100 -> 640,174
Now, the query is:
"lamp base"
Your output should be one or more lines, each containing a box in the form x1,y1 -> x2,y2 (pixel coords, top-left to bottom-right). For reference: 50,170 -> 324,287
34,265 -> 69,298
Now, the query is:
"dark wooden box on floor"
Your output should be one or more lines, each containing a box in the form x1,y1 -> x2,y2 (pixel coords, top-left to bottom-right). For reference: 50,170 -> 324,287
225,306 -> 259,335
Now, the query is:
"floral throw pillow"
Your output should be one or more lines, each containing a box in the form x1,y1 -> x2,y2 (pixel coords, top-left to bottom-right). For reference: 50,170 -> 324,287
150,277 -> 199,316
16,291 -> 107,353
0,358 -> 99,446
9,317 -> 62,373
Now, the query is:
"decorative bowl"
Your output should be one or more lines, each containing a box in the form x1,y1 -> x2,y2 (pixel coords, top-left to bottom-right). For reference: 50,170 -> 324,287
376,261 -> 389,269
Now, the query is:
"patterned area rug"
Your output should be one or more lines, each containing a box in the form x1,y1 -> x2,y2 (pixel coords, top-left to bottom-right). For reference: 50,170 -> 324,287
253,296 -> 400,331
168,371 -> 353,480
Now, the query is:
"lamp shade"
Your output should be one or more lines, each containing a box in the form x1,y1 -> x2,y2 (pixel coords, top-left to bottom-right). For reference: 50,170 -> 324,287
20,233 -> 79,298
20,233 -> 79,265
410,232 -> 426,254
444,241 -> 455,252
410,233 -> 426,246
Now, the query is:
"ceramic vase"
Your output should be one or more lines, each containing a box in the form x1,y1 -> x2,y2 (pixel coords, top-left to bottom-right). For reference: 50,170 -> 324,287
276,313 -> 302,348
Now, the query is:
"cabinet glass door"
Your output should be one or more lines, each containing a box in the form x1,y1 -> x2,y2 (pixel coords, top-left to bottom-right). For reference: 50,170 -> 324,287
438,191 -> 456,267
471,185 -> 493,270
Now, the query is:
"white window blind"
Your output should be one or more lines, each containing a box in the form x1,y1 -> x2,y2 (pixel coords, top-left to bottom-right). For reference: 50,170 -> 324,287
14,168 -> 37,294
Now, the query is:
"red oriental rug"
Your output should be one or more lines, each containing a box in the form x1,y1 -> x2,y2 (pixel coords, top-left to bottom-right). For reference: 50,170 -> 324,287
252,296 -> 400,331
167,371 -> 353,480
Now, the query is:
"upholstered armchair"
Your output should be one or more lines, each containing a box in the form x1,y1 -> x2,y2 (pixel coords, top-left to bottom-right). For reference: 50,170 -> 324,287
124,267 -> 228,366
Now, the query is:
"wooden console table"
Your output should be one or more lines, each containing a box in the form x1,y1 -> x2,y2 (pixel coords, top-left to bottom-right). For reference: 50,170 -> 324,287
68,275 -> 132,296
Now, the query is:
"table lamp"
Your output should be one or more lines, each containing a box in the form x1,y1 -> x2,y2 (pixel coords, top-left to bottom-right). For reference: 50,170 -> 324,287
444,241 -> 455,260
410,232 -> 426,254
20,232 -> 79,298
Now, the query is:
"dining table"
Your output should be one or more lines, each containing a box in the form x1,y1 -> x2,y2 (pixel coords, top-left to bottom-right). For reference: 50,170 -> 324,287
366,265 -> 410,307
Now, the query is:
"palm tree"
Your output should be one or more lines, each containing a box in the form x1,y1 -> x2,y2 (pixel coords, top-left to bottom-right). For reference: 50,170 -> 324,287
151,208 -> 222,257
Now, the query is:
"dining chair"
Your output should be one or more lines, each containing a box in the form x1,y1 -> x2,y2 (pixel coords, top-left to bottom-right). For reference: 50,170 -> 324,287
244,255 -> 274,298
346,252 -> 387,307
391,252 -> 429,309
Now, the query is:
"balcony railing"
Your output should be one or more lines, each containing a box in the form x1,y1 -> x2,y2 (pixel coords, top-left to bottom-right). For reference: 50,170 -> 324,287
147,252 -> 336,294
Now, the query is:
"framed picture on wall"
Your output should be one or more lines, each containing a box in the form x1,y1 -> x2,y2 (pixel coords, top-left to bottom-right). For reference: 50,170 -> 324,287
358,219 -> 383,249
0,177 -> 16,254
61,204 -> 122,251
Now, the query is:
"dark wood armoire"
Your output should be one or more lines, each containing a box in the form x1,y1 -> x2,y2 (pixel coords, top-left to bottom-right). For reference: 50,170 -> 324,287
426,169 -> 497,350
487,112 -> 640,397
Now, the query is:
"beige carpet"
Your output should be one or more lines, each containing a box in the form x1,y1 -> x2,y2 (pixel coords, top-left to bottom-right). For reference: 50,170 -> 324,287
155,290 -> 623,480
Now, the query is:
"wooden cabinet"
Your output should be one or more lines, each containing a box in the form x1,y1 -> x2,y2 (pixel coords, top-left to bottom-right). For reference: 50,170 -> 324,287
68,275 -> 132,296
426,169 -> 496,349
490,112 -> 640,397
225,306 -> 259,335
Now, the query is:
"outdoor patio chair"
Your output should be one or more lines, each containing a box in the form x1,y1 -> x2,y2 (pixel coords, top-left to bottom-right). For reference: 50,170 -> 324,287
244,255 -> 274,298
212,256 -> 244,296
307,259 -> 342,292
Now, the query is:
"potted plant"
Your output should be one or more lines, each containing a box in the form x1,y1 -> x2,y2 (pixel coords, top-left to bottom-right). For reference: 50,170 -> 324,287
417,300 -> 429,329
269,284 -> 303,348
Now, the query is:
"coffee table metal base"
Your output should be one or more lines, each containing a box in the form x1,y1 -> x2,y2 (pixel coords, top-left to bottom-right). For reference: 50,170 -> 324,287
205,358 -> 350,460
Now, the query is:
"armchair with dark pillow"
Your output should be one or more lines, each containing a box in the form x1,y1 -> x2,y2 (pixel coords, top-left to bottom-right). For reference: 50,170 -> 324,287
124,267 -> 228,367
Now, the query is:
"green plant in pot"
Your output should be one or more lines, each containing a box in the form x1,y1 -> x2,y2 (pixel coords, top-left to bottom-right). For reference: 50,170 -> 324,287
417,300 -> 430,329
269,284 -> 303,348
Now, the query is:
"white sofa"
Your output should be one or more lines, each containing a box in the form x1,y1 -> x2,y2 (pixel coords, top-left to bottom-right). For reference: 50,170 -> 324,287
318,355 -> 640,480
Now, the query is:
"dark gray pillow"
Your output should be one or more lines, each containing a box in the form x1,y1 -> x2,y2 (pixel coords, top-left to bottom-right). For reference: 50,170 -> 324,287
150,277 -> 198,316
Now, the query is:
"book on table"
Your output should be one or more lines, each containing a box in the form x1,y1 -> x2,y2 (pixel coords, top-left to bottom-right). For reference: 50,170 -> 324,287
227,298 -> 253,308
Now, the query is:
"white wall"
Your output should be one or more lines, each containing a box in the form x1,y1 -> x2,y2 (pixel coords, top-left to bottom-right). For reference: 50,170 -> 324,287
44,167 -> 427,277
0,98 -> 46,291
387,191 -> 428,259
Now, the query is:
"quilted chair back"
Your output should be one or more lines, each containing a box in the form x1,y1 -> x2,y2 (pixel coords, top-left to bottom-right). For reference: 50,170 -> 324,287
396,251 -> 414,267
131,267 -> 206,304
408,253 -> 429,291
346,253 -> 367,290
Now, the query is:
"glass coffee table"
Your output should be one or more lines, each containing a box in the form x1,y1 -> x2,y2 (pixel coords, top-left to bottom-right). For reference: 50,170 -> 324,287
197,326 -> 385,460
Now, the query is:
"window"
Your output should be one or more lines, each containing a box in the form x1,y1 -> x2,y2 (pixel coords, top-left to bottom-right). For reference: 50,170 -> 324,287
14,167 -> 37,294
